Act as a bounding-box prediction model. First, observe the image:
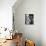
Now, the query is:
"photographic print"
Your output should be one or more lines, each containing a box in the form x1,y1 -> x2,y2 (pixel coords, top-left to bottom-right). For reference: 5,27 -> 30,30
25,14 -> 34,25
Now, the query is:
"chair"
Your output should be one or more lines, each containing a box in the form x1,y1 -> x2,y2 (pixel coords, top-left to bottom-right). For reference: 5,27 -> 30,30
25,40 -> 35,46
15,33 -> 23,46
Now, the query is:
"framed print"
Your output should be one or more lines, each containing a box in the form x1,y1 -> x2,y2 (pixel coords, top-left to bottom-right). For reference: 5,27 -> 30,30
25,14 -> 34,25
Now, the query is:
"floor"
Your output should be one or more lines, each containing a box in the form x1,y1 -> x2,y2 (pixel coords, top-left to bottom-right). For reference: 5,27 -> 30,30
0,39 -> 16,46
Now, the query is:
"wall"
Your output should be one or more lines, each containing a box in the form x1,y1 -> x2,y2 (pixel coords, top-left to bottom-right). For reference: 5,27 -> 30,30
41,0 -> 46,46
13,0 -> 41,46
0,0 -> 16,30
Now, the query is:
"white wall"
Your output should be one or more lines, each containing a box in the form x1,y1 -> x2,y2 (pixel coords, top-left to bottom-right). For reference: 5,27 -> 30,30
13,0 -> 41,46
41,0 -> 46,46
0,0 -> 16,30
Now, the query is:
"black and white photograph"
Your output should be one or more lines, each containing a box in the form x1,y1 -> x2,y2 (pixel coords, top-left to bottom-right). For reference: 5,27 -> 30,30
25,14 -> 34,24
